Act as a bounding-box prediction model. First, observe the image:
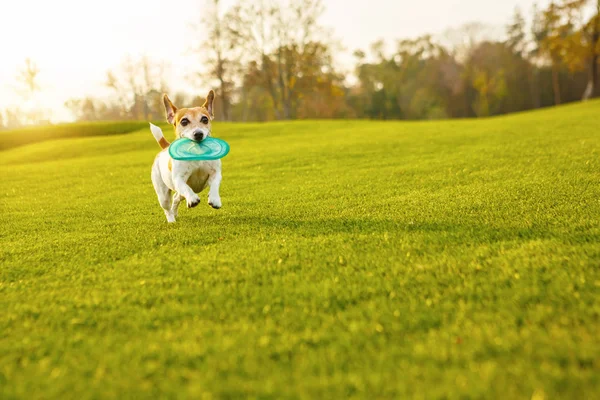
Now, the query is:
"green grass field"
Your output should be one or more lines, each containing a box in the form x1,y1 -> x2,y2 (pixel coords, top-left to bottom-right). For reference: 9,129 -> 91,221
1,102 -> 599,399
0,121 -> 148,152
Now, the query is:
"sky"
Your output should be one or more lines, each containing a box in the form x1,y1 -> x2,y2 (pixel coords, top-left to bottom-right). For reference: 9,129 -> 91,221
0,0 -> 548,122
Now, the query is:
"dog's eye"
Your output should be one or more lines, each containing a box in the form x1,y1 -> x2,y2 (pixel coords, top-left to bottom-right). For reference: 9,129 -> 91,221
201,116 -> 209,124
180,118 -> 189,126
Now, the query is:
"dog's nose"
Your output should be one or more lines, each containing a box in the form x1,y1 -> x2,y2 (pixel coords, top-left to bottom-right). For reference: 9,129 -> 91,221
193,131 -> 205,141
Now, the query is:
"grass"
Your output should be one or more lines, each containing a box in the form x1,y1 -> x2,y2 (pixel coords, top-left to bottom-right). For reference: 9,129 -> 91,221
0,121 -> 148,151
1,101 -> 599,399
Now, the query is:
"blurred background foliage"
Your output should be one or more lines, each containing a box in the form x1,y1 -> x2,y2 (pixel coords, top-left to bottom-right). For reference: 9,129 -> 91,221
1,0 -> 598,128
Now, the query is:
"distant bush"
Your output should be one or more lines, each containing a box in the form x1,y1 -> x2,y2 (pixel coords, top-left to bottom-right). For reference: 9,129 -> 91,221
0,121 -> 148,151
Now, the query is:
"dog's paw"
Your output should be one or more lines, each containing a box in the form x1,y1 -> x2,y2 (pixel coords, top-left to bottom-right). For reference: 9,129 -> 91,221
187,195 -> 201,208
208,196 -> 222,209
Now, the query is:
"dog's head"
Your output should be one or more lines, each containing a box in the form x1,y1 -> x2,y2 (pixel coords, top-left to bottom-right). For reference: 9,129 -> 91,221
162,90 -> 215,141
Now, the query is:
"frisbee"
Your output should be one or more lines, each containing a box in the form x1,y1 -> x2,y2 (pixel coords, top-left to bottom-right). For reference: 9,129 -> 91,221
168,137 -> 230,161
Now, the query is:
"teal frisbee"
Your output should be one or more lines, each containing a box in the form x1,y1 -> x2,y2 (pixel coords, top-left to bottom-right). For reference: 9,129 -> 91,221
168,137 -> 230,161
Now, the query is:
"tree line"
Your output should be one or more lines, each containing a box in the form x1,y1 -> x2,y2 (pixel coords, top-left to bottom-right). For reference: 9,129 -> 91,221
1,0 -> 598,128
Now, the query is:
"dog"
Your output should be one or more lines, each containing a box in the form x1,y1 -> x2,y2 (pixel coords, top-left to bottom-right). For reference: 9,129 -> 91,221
149,90 -> 222,223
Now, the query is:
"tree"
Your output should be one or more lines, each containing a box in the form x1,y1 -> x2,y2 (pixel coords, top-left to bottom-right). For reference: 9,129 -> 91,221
353,40 -> 401,119
1,108 -> 23,129
555,1 -> 589,72
65,98 -> 102,121
105,56 -> 168,120
62,1 -> 595,125
13,58 -> 49,125
468,43 -> 509,116
16,58 -> 40,100
535,0 -> 598,101
505,6 -> 541,111
193,0 -> 240,120
351,36 -> 468,120
229,0 -> 328,120
440,22 -> 497,62
539,1 -> 565,105
506,7 -> 527,56
583,0 -> 600,98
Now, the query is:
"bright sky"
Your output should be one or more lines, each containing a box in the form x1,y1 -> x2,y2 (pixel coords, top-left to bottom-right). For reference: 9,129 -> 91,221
0,0 -> 548,122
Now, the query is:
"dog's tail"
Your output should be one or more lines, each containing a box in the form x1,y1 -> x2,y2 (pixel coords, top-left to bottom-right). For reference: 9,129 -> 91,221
150,123 -> 170,150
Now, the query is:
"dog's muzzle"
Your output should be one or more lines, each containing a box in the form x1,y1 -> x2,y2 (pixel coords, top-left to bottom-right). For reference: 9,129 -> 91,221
193,130 -> 206,141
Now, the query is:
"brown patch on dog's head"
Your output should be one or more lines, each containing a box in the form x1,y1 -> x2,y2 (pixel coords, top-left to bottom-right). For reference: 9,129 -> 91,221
162,91 -> 216,142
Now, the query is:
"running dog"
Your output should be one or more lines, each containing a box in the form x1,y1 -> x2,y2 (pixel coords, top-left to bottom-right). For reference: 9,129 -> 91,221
149,90 -> 222,222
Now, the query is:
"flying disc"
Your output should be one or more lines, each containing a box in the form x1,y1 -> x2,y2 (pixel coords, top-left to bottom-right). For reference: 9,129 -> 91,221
168,137 -> 230,161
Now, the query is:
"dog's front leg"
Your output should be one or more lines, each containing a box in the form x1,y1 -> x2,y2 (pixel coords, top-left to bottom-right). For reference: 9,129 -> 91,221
207,169 -> 222,209
172,165 -> 201,208
174,176 -> 200,208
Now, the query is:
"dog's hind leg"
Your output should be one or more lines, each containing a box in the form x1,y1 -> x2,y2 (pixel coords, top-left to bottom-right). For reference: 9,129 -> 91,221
171,192 -> 183,220
207,168 -> 222,209
151,160 -> 176,223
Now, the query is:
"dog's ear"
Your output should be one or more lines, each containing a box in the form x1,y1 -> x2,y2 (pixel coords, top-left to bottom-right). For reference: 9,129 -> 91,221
203,90 -> 215,119
163,94 -> 177,125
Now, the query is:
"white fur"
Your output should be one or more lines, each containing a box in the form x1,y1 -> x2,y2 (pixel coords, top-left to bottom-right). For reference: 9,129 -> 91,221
150,124 -> 222,223
149,123 -> 164,142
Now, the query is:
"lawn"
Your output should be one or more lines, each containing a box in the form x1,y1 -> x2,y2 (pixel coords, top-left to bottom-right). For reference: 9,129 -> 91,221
0,102 -> 599,399
0,121 -> 147,152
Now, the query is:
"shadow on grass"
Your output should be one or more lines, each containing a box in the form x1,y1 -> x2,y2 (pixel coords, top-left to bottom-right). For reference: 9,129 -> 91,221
187,214 -> 572,245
